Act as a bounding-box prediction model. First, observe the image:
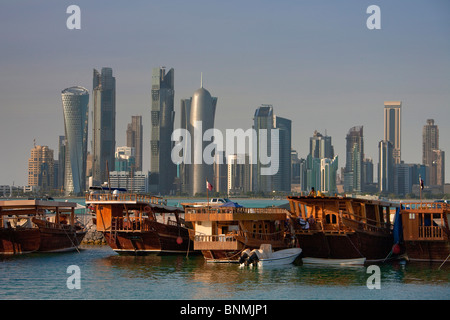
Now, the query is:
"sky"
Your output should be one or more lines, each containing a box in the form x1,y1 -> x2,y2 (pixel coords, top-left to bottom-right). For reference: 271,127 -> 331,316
0,0 -> 449,187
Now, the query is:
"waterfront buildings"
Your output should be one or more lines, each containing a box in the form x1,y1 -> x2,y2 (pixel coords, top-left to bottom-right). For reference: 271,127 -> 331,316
384,101 -> 402,164
126,115 -> 143,172
115,146 -> 136,172
149,67 -> 176,194
227,154 -> 252,195
61,86 -> 89,195
92,67 -> 116,185
109,171 -> 148,194
28,144 -> 54,191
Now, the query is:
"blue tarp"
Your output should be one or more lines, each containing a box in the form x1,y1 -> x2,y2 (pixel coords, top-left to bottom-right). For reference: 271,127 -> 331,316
393,206 -> 403,244
220,201 -> 243,208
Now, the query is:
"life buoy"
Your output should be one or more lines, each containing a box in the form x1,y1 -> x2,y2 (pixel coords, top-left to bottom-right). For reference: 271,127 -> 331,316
144,206 -> 152,213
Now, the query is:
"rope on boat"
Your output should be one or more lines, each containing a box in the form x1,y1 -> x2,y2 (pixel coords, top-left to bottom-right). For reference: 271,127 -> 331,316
438,253 -> 450,270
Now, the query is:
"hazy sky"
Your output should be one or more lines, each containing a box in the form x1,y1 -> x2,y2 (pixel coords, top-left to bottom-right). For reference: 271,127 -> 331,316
1,0 -> 449,187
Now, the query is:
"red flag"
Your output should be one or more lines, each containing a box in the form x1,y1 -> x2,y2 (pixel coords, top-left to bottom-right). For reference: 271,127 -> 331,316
206,180 -> 213,191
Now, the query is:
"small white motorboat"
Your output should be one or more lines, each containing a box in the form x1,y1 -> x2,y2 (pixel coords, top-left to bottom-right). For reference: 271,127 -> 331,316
239,244 -> 302,267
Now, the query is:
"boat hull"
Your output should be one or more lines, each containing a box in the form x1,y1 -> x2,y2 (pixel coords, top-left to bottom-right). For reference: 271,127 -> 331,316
104,221 -> 193,255
302,257 -> 366,265
0,228 -> 41,254
37,227 -> 86,252
295,231 -> 393,263
403,240 -> 450,262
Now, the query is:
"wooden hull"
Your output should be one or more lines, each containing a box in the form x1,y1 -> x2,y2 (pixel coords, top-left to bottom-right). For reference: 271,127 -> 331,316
295,230 -> 393,263
403,240 -> 450,262
0,228 -> 41,254
103,221 -> 194,255
201,249 -> 244,262
37,227 -> 86,252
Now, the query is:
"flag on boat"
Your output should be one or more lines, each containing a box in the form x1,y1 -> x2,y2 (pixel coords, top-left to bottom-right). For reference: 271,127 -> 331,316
419,176 -> 424,190
206,180 -> 213,191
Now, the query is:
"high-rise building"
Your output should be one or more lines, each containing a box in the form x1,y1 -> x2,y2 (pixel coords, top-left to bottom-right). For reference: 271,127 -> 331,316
378,140 -> 394,194
115,146 -> 136,172
92,67 -> 116,185
28,144 -> 54,191
344,126 -> 364,192
227,154 -> 252,195
422,119 -> 445,187
384,101 -> 401,164
253,105 -> 292,193
57,135 -> 66,190
310,130 -> 334,159
320,156 -> 339,194
181,77 -> 217,196
61,86 -> 89,195
126,115 -> 143,171
150,67 -> 176,194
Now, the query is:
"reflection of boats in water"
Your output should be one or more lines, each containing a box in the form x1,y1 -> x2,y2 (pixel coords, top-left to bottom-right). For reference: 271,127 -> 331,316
287,195 -> 400,265
184,205 -> 294,262
239,244 -> 302,267
86,188 -> 194,255
400,201 -> 450,263
0,199 -> 86,254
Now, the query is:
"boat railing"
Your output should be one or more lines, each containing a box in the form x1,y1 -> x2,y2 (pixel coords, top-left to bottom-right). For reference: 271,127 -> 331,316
418,226 -> 444,240
86,193 -> 166,205
195,234 -> 237,243
401,202 -> 450,212
184,207 -> 287,215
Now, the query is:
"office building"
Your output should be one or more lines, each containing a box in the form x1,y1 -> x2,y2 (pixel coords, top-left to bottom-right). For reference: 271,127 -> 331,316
61,86 -> 89,195
378,140 -> 394,194
344,126 -> 364,193
28,144 -> 54,191
109,171 -> 148,194
422,119 -> 445,187
126,115 -> 143,171
150,67 -> 176,194
115,146 -> 136,172
253,105 -> 292,193
227,154 -> 252,195
92,67 -> 116,185
384,101 -> 401,164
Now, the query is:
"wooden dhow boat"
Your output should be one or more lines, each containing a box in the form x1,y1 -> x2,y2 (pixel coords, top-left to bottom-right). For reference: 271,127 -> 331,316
0,199 -> 86,254
399,201 -> 450,263
287,195 -> 400,265
184,205 -> 293,262
86,189 -> 194,255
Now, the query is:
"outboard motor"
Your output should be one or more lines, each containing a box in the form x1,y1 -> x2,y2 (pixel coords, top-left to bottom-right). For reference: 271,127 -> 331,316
239,249 -> 251,265
246,251 -> 259,266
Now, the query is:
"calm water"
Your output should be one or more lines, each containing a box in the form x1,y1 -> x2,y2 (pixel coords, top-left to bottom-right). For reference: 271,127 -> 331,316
1,198 -> 449,301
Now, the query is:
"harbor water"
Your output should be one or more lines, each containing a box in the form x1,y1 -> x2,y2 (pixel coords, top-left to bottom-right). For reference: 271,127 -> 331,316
1,198 -> 449,301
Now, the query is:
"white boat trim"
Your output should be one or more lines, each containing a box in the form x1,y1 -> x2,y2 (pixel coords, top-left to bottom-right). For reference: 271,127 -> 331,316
302,257 -> 366,266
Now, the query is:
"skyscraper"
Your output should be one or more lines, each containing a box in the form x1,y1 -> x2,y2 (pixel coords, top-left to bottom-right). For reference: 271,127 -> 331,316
182,77 -> 217,196
422,119 -> 445,187
253,105 -> 292,193
150,67 -> 176,194
384,101 -> 401,164
126,115 -> 143,171
344,126 -> 364,192
28,144 -> 54,191
57,135 -> 66,189
61,86 -> 89,195
92,67 -> 116,185
310,130 -> 334,159
378,140 -> 394,194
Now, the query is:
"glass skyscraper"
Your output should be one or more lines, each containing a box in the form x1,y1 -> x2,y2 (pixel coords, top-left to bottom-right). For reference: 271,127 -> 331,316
61,86 -> 89,195
150,67 -> 176,194
92,67 -> 116,185
384,101 -> 401,164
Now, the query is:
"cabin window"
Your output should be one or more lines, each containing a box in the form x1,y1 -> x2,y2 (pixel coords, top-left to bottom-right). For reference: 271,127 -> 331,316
325,213 -> 337,224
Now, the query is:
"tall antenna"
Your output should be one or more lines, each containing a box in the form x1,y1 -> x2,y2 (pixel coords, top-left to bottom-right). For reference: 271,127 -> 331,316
201,72 -> 203,88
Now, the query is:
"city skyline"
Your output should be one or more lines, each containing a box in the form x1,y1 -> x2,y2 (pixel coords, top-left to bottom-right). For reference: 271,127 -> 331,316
1,1 -> 449,187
